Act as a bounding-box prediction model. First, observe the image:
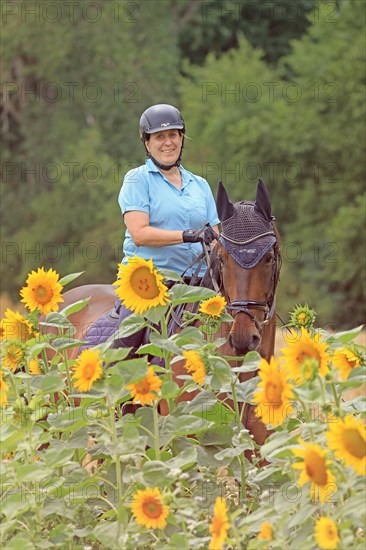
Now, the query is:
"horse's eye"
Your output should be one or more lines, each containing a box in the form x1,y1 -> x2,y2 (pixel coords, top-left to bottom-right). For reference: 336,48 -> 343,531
266,253 -> 274,263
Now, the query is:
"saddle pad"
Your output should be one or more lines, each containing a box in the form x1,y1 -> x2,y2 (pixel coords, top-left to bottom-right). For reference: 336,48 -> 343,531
78,308 -> 119,353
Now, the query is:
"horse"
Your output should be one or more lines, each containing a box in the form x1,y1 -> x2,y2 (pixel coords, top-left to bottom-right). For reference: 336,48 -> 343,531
52,179 -> 281,445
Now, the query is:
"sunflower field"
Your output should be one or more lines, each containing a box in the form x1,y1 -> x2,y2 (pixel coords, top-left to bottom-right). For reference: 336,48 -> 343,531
0,261 -> 365,550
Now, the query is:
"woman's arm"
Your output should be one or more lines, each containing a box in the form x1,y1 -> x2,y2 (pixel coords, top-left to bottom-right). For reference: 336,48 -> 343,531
124,211 -> 219,247
124,211 -> 183,246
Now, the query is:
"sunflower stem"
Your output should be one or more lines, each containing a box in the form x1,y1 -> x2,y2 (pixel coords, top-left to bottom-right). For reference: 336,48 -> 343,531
160,314 -> 174,413
231,379 -> 247,502
108,401 -> 123,508
62,349 -> 74,400
153,400 -> 160,460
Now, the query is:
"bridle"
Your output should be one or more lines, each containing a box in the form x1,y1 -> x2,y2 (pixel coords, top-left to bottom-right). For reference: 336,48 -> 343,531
205,229 -> 281,333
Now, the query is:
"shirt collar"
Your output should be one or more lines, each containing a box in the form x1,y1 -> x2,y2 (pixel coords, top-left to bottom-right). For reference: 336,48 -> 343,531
145,158 -> 193,187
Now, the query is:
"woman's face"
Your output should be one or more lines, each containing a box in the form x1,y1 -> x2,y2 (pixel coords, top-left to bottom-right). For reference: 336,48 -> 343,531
145,129 -> 183,166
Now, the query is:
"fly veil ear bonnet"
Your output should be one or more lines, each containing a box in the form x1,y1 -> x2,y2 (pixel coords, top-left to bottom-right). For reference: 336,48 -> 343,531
217,179 -> 277,268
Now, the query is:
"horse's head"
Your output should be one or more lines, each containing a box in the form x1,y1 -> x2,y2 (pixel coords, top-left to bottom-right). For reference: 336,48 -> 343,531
206,179 -> 281,356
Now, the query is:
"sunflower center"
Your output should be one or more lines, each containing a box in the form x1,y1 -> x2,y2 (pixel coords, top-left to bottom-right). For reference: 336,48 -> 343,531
346,358 -> 358,369
142,497 -> 163,519
33,285 -> 53,305
327,525 -> 337,539
265,380 -> 283,405
135,379 -> 152,395
342,428 -> 366,459
130,267 -> 160,300
83,363 -> 96,380
305,451 -> 328,485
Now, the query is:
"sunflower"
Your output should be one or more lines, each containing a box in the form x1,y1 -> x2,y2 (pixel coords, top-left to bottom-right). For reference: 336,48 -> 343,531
1,342 -> 26,371
20,267 -> 64,315
281,327 -> 330,382
258,521 -> 272,541
182,350 -> 206,385
0,309 -> 36,342
326,415 -> 366,475
292,440 -> 336,503
72,349 -> 103,392
288,303 -> 316,330
0,371 -> 9,408
331,348 -> 361,380
314,517 -> 340,550
252,356 -> 294,427
113,256 -> 170,315
126,366 -> 162,405
131,487 -> 169,529
209,497 -> 230,550
199,296 -> 227,318
29,358 -> 41,375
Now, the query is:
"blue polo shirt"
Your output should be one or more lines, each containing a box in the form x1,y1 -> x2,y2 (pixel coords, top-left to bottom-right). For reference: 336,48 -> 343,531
118,159 -> 220,276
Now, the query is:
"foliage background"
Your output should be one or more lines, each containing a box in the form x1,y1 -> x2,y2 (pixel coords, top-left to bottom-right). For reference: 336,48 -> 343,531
1,0 -> 365,328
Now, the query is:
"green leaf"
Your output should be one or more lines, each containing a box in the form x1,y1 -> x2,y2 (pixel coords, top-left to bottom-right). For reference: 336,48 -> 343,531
173,415 -> 213,436
93,521 -> 123,548
40,312 -> 75,333
112,314 -> 147,338
210,356 -> 233,388
61,297 -> 90,317
198,425 -> 234,446
159,268 -> 183,281
142,460 -> 173,486
166,447 -> 198,470
169,284 -> 216,305
59,272 -> 84,287
333,325 -> 364,344
41,375 -> 66,393
103,347 -> 131,364
109,357 -> 148,385
149,332 -> 181,354
43,446 -> 75,468
172,326 -> 205,346
214,444 -> 251,460
143,304 -> 169,324
14,463 -> 53,482
160,381 -> 180,399
183,390 -> 218,413
6,536 -> 35,550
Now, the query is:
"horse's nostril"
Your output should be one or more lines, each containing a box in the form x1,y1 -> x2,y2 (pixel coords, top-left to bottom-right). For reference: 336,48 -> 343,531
248,334 -> 261,351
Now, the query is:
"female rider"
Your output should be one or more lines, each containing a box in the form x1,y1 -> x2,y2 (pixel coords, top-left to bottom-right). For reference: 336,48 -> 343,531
113,103 -> 220,348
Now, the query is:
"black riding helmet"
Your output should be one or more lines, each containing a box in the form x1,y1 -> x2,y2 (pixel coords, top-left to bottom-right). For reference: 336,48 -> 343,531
139,104 -> 185,170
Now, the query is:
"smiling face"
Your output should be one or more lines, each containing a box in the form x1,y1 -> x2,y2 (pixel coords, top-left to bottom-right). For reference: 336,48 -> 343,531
145,129 -> 183,166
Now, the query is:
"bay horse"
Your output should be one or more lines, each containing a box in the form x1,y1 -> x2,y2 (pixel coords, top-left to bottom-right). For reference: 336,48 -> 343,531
55,179 -> 281,445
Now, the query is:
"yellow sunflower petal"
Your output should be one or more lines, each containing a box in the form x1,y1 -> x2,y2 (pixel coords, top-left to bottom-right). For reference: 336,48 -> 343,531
0,309 -> 36,342
199,296 -> 227,318
20,267 -> 64,315
252,356 -> 294,427
1,342 -> 26,372
209,497 -> 230,550
182,350 -> 206,385
315,517 -> 340,550
0,371 -> 9,408
326,415 -> 366,475
258,521 -> 272,541
72,349 -> 103,392
131,487 -> 169,529
281,327 -> 330,382
113,256 -> 170,315
126,366 -> 162,405
292,440 -> 336,503
332,348 -> 361,380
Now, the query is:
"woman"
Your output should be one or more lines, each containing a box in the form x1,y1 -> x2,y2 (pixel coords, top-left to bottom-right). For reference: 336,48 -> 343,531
119,103 -> 219,277
113,103 -> 220,349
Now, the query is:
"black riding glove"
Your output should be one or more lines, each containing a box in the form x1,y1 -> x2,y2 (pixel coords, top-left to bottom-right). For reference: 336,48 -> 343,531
182,226 -> 216,245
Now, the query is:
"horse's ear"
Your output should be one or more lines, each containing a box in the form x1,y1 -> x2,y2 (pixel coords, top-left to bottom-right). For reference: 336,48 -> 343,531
216,180 -> 235,221
254,179 -> 272,221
